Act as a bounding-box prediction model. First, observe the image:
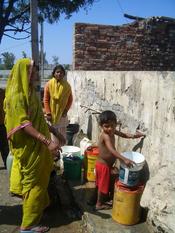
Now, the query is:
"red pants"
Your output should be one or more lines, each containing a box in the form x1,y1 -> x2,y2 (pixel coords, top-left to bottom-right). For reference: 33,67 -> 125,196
95,161 -> 110,194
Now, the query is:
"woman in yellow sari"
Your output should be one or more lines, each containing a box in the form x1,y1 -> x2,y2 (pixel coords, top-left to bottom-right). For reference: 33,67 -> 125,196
4,58 -> 60,233
43,65 -> 73,140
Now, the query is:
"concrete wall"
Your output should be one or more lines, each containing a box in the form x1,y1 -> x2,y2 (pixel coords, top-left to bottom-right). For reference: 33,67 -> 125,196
67,71 -> 175,233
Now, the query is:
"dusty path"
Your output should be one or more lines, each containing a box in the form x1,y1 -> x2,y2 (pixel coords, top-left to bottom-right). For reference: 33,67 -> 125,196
0,159 -> 85,233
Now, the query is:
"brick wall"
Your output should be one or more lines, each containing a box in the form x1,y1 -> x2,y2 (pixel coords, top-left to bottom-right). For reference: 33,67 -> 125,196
73,17 -> 175,71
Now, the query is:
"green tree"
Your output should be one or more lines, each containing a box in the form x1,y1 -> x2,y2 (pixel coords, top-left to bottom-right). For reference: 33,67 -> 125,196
63,64 -> 71,71
0,0 -> 96,44
22,51 -> 27,58
0,64 -> 5,70
1,52 -> 15,69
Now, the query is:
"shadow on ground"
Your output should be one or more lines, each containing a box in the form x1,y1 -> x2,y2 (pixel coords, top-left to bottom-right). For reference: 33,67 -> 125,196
0,205 -> 22,225
0,202 -> 82,228
69,180 -> 111,219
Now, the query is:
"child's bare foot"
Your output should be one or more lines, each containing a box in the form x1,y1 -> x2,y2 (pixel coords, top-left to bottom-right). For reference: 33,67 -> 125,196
95,204 -> 111,210
105,200 -> 113,206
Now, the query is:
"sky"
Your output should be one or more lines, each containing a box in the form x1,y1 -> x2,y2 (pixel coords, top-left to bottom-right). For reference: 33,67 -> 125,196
0,0 -> 175,64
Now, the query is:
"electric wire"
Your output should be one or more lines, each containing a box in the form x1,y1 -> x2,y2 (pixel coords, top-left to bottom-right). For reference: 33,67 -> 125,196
116,0 -> 129,23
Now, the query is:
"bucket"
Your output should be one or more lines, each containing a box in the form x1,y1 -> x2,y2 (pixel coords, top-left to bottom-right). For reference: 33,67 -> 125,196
61,145 -> 81,169
66,124 -> 79,145
85,146 -> 99,182
63,156 -> 82,181
119,151 -> 145,187
112,180 -> 144,225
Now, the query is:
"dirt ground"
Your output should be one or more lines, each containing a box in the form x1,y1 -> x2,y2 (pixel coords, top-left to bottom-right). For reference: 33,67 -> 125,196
0,157 -> 86,233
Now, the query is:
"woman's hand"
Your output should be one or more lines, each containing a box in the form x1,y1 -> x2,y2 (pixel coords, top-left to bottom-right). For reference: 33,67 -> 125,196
62,110 -> 67,117
48,141 -> 62,159
48,125 -> 66,146
46,113 -> 52,122
55,132 -> 66,146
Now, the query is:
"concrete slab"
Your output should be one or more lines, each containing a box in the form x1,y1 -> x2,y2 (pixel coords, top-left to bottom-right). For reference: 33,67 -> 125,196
68,181 -> 153,233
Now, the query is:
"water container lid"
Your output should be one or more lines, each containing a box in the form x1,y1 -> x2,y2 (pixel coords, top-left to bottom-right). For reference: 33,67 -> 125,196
61,145 -> 81,153
122,151 -> 145,164
85,146 -> 99,156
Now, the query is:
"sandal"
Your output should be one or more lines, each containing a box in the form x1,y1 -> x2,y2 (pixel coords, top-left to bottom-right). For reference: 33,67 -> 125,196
10,192 -> 23,199
20,225 -> 49,233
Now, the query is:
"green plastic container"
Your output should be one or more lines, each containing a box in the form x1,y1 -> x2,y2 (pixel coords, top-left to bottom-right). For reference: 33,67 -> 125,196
63,156 -> 83,181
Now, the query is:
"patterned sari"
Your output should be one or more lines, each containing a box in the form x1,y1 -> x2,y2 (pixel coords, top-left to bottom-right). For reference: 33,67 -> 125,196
4,58 -> 53,228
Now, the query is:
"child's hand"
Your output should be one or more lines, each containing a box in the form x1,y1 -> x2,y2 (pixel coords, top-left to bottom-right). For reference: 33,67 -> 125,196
134,130 -> 146,139
123,158 -> 135,168
111,167 -> 119,175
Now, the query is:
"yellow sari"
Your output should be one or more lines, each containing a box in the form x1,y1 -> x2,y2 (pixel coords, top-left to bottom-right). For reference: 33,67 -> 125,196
4,58 -> 53,228
48,77 -> 71,124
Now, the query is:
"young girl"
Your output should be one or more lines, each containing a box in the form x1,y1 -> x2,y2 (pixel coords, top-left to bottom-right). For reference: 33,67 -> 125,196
95,110 -> 144,210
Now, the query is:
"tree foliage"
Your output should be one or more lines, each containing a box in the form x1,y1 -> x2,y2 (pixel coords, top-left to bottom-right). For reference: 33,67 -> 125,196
1,52 -> 15,69
0,0 -> 96,44
52,55 -> 59,66
22,51 -> 28,58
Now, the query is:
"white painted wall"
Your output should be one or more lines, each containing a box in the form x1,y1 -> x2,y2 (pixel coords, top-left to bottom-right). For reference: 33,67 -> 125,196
67,71 -> 175,233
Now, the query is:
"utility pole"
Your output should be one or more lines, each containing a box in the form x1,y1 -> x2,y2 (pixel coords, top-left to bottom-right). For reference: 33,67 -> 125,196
40,21 -> 44,82
30,0 -> 40,96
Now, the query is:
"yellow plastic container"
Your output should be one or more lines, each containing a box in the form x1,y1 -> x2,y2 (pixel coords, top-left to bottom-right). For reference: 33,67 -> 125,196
85,146 -> 99,181
112,181 -> 144,225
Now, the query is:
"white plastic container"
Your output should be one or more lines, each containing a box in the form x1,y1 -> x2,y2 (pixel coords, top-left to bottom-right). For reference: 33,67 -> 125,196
80,137 -> 92,155
6,152 -> 13,176
119,151 -> 145,187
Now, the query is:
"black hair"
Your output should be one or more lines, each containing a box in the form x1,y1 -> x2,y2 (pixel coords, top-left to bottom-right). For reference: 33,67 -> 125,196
98,110 -> 117,126
52,65 -> 65,77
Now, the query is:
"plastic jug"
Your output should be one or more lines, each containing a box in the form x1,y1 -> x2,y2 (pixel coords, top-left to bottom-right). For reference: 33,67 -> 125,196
6,152 -> 13,176
85,146 -> 99,181
80,137 -> 92,155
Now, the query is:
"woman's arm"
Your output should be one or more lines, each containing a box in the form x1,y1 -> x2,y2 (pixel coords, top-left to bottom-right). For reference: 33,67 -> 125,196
43,82 -> 52,121
62,92 -> 73,117
23,124 -> 61,157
